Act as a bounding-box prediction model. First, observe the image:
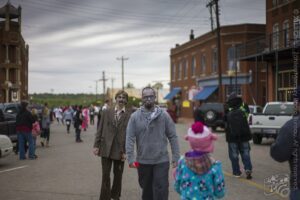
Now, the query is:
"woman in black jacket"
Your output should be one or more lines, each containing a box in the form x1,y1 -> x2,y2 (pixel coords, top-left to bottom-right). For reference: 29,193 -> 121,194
16,101 -> 35,160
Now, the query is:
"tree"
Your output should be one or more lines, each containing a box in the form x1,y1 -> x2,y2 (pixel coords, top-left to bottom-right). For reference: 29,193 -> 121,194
126,82 -> 135,89
152,82 -> 163,90
152,82 -> 163,104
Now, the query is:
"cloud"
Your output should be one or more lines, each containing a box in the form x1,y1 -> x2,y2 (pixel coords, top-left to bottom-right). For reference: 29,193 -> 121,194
1,0 -> 265,93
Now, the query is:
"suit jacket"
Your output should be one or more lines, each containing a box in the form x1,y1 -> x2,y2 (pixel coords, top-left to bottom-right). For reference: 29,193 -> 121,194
94,107 -> 132,160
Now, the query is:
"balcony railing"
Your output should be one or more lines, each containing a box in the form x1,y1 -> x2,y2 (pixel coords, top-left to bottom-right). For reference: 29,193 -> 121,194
237,26 -> 300,59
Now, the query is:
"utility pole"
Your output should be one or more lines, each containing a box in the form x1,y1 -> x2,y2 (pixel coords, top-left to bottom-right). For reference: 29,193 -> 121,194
207,0 -> 222,102
117,56 -> 129,90
207,1 -> 214,31
95,80 -> 98,101
98,71 -> 108,103
111,77 -> 115,101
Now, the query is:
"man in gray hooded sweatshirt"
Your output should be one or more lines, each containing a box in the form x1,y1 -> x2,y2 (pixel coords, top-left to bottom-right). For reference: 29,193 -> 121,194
126,86 -> 180,200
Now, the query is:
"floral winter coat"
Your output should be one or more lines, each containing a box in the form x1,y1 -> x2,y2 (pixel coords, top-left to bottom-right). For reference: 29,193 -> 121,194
174,152 -> 225,200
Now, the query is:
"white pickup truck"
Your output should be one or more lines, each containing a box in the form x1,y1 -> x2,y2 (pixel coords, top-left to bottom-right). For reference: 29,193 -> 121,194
249,102 -> 295,144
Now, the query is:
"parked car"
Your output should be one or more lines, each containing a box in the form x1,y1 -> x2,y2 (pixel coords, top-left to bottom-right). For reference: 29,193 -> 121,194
248,105 -> 263,114
0,134 -> 13,158
198,102 -> 226,131
0,102 -> 20,116
0,113 -> 17,143
249,102 -> 294,144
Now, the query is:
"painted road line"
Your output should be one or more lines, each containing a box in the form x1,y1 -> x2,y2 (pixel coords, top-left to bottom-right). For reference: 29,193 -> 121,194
224,171 -> 286,199
0,165 -> 29,173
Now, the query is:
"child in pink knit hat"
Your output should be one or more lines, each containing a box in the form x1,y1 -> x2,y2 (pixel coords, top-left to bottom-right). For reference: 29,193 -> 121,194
174,122 -> 225,200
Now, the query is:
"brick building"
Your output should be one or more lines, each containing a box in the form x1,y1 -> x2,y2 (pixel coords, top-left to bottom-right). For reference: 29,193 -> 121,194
167,24 -> 266,118
0,2 -> 29,103
237,0 -> 300,102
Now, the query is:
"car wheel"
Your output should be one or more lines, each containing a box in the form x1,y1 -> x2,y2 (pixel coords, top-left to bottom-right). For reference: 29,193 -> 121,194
205,110 -> 217,122
252,134 -> 263,144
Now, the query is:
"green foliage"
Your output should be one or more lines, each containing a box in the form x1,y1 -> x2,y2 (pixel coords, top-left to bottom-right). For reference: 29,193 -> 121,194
29,93 -> 105,108
29,93 -> 142,108
128,96 -> 141,107
126,82 -> 135,89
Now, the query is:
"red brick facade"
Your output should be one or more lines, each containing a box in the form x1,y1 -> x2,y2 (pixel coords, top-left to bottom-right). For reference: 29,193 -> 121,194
169,24 -> 266,118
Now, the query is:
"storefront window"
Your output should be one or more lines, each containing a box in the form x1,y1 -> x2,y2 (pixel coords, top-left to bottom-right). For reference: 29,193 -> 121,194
226,85 -> 241,97
278,70 -> 295,101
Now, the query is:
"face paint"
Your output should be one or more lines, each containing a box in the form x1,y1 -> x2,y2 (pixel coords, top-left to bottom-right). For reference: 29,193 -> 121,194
142,88 -> 156,109
116,94 -> 127,107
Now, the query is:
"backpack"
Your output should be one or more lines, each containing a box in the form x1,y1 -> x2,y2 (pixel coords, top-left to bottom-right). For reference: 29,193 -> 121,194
227,108 -> 251,141
32,121 -> 41,136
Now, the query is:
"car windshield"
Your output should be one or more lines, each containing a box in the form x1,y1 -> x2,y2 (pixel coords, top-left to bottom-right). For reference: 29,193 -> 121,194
249,106 -> 262,114
249,107 -> 254,113
264,103 -> 295,115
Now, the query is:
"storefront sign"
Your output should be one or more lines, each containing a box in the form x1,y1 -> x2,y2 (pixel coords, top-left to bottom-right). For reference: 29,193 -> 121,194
182,100 -> 190,108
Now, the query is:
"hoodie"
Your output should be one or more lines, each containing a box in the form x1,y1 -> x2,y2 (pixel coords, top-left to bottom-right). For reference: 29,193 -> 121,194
126,105 -> 180,165
174,153 -> 225,200
270,116 -> 300,190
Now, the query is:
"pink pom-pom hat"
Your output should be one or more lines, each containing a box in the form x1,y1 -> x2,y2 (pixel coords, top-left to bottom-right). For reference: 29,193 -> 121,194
185,122 -> 217,153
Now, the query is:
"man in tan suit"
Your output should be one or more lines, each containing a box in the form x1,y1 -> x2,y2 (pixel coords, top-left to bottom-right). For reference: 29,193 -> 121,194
93,90 -> 132,200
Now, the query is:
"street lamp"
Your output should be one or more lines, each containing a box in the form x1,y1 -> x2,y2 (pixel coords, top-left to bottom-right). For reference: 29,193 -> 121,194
5,81 -> 12,102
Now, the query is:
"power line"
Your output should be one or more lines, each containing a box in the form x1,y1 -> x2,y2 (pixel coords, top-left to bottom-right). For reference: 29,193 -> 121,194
21,0 -> 207,25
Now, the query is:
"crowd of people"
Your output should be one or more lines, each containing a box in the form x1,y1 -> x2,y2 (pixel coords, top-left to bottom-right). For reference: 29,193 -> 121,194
15,102 -> 101,160
9,86 -> 300,200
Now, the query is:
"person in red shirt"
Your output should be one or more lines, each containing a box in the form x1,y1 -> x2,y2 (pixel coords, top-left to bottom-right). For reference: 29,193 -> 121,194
16,100 -> 35,160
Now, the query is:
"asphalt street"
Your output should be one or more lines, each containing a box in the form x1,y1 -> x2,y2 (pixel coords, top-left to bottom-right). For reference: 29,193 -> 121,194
0,119 -> 290,200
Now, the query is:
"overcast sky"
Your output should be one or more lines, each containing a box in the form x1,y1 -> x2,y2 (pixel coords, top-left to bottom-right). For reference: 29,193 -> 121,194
1,0 -> 265,94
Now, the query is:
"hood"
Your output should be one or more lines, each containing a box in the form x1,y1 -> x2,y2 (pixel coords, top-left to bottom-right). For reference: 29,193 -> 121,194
227,92 -> 242,108
184,151 -> 215,175
140,105 -> 163,123
227,92 -> 238,102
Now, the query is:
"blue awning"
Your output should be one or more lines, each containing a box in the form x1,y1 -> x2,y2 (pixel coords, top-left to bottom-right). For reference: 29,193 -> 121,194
164,87 -> 181,100
194,85 -> 218,100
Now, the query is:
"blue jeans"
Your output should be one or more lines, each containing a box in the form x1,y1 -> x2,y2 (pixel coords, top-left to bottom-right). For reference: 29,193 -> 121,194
290,189 -> 300,200
17,132 -> 35,159
228,142 -> 252,175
